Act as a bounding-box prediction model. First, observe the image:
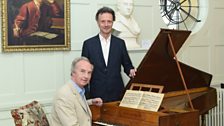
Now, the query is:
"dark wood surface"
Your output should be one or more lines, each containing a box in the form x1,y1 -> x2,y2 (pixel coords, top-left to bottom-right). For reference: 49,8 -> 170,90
90,102 -> 200,126
126,29 -> 212,93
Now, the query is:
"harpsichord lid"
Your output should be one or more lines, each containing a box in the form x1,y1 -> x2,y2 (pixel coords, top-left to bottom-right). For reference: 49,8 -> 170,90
126,29 -> 212,92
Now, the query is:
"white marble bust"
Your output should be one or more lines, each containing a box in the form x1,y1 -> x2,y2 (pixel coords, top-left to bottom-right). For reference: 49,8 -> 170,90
113,0 -> 141,48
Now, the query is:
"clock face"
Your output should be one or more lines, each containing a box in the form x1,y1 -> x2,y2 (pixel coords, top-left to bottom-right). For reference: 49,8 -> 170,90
160,0 -> 202,31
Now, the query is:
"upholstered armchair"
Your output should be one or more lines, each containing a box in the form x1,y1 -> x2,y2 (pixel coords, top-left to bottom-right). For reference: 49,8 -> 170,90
11,101 -> 49,126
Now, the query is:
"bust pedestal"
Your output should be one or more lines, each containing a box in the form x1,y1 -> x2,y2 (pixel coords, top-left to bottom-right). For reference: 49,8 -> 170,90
122,37 -> 140,49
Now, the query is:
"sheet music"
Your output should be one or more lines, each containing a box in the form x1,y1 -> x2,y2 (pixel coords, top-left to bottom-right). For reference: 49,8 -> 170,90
30,31 -> 58,39
138,92 -> 164,112
119,90 -> 142,108
119,90 -> 164,112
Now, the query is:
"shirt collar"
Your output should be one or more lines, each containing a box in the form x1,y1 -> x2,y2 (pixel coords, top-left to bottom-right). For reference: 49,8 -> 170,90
99,34 -> 111,42
71,79 -> 85,96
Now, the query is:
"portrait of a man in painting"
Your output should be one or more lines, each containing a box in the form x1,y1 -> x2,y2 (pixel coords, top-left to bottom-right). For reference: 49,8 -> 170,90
2,0 -> 70,52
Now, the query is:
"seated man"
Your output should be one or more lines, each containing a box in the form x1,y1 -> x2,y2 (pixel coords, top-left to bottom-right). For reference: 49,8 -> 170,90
51,57 -> 103,126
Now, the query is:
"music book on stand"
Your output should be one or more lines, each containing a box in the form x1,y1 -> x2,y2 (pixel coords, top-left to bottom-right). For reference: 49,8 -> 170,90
119,90 -> 164,112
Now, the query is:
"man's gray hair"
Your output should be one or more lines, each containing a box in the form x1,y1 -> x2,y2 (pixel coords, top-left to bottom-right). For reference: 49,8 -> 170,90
71,57 -> 93,74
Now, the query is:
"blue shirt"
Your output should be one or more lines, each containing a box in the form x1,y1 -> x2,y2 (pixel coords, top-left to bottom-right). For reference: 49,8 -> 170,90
71,80 -> 85,97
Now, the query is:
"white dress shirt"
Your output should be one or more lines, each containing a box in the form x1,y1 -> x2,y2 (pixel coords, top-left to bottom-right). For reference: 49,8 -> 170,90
99,34 -> 111,66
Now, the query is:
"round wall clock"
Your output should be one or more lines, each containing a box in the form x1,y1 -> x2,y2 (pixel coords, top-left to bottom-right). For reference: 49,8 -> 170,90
159,0 -> 207,32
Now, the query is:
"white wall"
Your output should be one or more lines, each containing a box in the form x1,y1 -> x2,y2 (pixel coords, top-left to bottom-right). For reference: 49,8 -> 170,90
181,0 -> 224,85
0,0 -> 224,125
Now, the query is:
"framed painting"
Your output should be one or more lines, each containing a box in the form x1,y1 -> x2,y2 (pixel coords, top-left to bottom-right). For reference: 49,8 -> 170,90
1,0 -> 70,52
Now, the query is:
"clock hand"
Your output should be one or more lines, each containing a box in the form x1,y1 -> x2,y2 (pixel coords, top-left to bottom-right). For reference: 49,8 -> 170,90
180,7 -> 201,22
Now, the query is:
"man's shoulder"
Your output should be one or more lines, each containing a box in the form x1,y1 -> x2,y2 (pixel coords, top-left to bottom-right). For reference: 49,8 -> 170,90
111,35 -> 125,43
21,1 -> 35,8
56,83 -> 73,95
83,35 -> 99,46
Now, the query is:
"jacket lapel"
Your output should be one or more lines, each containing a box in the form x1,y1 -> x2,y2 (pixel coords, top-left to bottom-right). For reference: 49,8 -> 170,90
107,35 -> 115,68
69,83 -> 92,116
96,35 -> 107,67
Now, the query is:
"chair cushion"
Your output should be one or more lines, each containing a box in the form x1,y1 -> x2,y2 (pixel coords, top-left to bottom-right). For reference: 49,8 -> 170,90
11,101 -> 49,126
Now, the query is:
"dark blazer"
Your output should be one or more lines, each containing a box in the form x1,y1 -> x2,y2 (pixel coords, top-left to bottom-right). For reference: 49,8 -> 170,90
82,34 -> 134,102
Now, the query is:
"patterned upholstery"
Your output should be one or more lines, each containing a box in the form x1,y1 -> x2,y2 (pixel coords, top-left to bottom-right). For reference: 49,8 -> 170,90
11,101 -> 49,126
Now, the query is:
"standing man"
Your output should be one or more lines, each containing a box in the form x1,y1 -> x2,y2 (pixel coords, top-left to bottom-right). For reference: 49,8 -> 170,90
51,57 -> 103,126
82,6 -> 136,102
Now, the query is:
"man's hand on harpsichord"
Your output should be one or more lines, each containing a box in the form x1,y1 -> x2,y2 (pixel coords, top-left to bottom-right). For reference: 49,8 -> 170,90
129,68 -> 137,78
91,98 -> 103,106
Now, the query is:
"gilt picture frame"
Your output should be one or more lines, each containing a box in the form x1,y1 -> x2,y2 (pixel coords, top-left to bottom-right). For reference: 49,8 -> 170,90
1,0 -> 70,52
